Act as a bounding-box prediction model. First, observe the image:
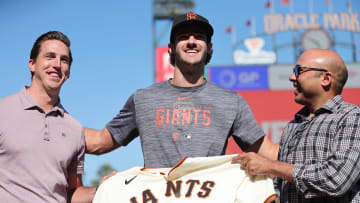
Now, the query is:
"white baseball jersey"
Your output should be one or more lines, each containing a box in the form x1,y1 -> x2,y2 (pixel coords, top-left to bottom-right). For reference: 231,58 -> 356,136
93,155 -> 277,203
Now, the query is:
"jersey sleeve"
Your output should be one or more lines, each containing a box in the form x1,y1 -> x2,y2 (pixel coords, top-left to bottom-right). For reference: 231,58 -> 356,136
231,94 -> 265,150
106,94 -> 139,146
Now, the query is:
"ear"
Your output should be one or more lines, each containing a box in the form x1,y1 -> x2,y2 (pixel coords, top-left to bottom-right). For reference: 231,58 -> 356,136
321,71 -> 332,88
208,42 -> 213,49
207,42 -> 213,55
29,59 -> 35,72
168,43 -> 174,55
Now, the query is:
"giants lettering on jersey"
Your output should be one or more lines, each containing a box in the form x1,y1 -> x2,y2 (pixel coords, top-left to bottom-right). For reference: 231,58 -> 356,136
156,101 -> 212,130
129,179 -> 215,203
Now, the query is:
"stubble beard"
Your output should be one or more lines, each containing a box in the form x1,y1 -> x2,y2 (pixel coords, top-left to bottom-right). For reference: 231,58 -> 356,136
175,50 -> 207,76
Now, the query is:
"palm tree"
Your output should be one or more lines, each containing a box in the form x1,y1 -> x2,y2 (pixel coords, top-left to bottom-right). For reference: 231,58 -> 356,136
90,163 -> 116,187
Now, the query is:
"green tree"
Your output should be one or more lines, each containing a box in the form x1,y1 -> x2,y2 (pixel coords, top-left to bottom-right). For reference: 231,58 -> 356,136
90,163 -> 116,187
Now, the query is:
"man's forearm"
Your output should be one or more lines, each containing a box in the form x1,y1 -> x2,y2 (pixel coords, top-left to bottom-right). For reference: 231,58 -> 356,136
85,127 -> 120,154
70,186 -> 96,203
251,136 -> 280,161
269,160 -> 294,183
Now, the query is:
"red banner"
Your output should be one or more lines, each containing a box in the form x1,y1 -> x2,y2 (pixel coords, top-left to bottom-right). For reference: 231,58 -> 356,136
156,47 -> 174,83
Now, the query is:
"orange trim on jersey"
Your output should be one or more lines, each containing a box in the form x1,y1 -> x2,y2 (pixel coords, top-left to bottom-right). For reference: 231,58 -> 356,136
264,194 -> 278,203
168,157 -> 188,175
140,167 -> 171,176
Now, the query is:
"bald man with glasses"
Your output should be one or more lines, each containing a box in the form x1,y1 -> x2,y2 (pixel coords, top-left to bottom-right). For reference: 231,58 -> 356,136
292,65 -> 327,77
233,49 -> 360,203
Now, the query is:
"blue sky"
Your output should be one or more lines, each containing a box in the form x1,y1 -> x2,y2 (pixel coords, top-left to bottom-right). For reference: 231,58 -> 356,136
1,0 -> 359,185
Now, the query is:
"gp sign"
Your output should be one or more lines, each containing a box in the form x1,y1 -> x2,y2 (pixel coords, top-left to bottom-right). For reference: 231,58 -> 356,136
208,66 -> 268,90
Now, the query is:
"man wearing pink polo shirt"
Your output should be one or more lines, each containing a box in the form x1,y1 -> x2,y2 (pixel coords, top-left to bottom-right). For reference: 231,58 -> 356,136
0,31 -> 95,203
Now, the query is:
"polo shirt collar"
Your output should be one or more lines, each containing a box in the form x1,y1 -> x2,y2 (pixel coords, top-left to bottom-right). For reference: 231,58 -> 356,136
294,95 -> 343,121
19,86 -> 65,116
319,95 -> 344,113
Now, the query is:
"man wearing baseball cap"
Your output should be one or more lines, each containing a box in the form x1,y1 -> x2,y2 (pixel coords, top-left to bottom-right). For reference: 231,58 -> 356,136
170,12 -> 213,44
85,13 -> 278,169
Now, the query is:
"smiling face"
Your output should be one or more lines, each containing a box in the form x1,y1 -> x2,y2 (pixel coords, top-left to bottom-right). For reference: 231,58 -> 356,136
289,50 -> 328,107
174,32 -> 208,67
29,39 -> 71,94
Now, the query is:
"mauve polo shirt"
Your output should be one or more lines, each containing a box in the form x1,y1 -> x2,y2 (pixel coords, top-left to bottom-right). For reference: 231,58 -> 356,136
0,87 -> 85,203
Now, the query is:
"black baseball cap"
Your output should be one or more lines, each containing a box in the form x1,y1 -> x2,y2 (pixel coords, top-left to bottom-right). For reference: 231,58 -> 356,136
170,12 -> 214,43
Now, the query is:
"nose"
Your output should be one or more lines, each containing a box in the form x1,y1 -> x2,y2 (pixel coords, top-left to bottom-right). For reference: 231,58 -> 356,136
186,35 -> 197,48
289,72 -> 296,82
188,35 -> 196,40
187,35 -> 197,43
53,57 -> 61,69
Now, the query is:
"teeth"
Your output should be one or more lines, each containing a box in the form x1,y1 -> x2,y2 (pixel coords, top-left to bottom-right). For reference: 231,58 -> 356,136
49,72 -> 60,78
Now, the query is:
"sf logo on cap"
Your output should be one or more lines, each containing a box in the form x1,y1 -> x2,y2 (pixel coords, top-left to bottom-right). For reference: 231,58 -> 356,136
187,13 -> 197,20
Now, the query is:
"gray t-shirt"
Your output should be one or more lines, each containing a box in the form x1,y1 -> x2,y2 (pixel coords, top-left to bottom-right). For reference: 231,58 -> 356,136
107,80 -> 264,168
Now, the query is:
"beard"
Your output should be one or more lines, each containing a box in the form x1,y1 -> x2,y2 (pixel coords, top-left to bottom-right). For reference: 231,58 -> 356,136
174,49 -> 207,75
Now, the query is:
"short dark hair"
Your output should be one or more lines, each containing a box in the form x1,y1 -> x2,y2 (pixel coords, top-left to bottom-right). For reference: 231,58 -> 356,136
30,31 -> 73,77
333,65 -> 348,95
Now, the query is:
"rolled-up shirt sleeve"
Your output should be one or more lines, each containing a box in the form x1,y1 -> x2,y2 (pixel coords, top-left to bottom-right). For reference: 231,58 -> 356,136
293,112 -> 360,198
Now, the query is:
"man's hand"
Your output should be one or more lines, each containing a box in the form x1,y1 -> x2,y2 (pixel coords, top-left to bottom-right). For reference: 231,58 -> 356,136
232,152 -> 273,176
99,171 -> 116,186
232,153 -> 295,182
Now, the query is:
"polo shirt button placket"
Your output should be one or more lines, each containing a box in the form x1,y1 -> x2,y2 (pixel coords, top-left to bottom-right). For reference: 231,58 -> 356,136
43,117 -> 50,141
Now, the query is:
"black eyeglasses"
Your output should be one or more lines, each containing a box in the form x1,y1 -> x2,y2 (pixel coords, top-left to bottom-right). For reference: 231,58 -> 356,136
293,65 -> 328,77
